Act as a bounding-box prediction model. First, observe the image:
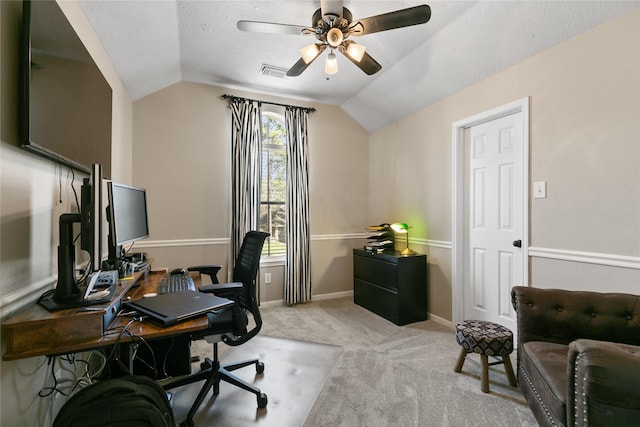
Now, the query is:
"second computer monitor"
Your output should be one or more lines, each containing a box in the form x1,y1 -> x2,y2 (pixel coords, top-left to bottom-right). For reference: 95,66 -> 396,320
107,181 -> 149,260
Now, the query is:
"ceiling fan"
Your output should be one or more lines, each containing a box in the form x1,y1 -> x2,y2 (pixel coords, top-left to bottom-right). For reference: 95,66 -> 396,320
237,1 -> 431,77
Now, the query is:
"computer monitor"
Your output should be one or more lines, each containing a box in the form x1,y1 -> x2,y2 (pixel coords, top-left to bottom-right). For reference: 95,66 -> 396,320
82,164 -> 103,272
106,182 -> 149,263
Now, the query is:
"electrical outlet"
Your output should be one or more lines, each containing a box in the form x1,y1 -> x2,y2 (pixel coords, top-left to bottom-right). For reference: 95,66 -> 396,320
264,273 -> 272,284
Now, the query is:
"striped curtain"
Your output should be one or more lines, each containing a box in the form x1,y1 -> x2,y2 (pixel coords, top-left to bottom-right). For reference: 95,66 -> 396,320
229,98 -> 262,275
284,106 -> 311,304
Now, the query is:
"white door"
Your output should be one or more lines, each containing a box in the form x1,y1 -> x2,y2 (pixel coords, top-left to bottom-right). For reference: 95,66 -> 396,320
463,112 -> 524,330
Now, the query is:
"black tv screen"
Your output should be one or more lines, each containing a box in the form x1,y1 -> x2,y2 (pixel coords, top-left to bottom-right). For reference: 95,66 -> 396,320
21,0 -> 112,178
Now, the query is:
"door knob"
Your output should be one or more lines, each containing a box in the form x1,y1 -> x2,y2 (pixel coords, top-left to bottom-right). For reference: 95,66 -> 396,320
513,240 -> 522,248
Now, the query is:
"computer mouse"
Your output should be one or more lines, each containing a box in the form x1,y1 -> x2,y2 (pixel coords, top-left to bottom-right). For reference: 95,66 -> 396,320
170,268 -> 188,276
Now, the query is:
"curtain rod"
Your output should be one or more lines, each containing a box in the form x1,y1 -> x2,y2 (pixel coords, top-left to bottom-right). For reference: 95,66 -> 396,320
221,94 -> 316,113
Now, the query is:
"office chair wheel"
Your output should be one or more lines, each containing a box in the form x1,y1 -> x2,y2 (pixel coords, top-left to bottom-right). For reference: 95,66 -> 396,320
256,361 -> 265,374
257,393 -> 268,409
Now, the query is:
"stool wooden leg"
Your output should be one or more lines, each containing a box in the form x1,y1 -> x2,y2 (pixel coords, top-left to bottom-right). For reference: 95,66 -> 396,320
480,354 -> 489,393
502,354 -> 517,387
454,347 -> 467,373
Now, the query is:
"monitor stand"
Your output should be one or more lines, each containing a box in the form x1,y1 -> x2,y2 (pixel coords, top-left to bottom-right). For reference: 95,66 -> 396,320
40,213 -> 115,311
39,284 -> 115,311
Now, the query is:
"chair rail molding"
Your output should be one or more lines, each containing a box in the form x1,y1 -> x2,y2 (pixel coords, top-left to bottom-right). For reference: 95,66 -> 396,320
134,238 -> 229,249
137,234 -> 369,249
311,233 -> 366,241
529,247 -> 640,270
1,276 -> 56,319
137,235 -> 455,249
412,238 -> 453,250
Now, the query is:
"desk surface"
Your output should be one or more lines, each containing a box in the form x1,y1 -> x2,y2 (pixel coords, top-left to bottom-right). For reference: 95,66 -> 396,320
2,271 -> 210,361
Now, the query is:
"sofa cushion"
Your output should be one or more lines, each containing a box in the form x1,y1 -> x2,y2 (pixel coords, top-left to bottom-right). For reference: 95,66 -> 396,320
520,341 -> 569,424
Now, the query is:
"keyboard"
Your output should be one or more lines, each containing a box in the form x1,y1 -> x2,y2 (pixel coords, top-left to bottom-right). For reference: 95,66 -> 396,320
158,275 -> 196,294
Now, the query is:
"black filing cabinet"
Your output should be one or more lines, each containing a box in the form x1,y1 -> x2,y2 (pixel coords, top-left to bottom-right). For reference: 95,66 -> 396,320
353,249 -> 427,325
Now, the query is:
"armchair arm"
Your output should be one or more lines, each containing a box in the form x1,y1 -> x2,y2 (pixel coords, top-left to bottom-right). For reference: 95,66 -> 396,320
568,339 -> 640,427
187,265 -> 222,284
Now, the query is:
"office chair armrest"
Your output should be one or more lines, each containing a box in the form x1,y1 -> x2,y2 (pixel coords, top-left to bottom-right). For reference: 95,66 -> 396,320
223,323 -> 261,347
187,265 -> 222,284
198,282 -> 243,296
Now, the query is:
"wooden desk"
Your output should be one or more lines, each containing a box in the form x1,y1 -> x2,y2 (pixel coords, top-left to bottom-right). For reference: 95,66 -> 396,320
2,271 -> 209,361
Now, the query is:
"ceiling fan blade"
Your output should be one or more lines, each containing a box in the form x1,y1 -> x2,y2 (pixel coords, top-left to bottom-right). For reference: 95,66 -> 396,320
339,48 -> 382,75
286,58 -> 313,77
286,45 -> 327,77
350,5 -> 431,36
321,0 -> 343,19
237,20 -> 310,36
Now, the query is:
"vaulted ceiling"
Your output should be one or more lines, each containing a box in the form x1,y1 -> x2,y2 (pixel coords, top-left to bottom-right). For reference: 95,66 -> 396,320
79,1 -> 639,132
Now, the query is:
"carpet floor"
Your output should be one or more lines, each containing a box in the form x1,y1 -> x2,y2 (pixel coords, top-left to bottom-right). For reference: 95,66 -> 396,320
260,297 -> 538,427
173,297 -> 537,426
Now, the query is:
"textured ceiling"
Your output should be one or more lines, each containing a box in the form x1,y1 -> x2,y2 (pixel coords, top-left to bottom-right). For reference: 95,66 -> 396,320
79,1 -> 640,132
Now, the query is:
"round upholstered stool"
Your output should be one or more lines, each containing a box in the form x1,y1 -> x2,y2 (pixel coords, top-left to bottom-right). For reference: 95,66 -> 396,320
454,320 -> 517,393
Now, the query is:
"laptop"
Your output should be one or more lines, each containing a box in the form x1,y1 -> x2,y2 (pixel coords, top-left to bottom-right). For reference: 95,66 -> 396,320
124,291 -> 234,327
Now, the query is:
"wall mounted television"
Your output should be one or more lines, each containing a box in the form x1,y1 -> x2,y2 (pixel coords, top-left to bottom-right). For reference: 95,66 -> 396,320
21,0 -> 113,178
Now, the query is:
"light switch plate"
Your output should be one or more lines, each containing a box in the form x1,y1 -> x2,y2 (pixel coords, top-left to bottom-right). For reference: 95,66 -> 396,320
534,181 -> 546,199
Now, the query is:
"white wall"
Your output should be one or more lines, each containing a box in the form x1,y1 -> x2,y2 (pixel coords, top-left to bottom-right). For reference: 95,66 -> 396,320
0,1 -> 132,425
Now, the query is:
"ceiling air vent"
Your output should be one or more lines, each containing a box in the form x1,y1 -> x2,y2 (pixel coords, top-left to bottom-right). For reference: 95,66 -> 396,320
259,64 -> 289,79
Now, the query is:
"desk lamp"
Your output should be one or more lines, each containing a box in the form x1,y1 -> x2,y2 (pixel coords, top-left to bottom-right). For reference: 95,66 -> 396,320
391,223 -> 416,256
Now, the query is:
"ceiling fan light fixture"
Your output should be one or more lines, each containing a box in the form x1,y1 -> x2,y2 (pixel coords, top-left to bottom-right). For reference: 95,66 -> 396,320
325,51 -> 338,75
326,27 -> 343,48
345,42 -> 366,62
300,44 -> 321,64
239,3 -> 432,77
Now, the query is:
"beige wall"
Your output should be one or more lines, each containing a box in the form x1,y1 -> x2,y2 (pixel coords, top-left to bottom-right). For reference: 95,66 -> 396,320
0,1 -> 132,425
370,7 -> 640,321
131,82 -> 370,300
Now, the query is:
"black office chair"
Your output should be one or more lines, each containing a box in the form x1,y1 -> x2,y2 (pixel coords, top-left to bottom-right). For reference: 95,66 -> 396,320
164,231 -> 269,427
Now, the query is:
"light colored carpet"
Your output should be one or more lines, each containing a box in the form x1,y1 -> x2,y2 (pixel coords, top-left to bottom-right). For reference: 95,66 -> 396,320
259,297 -> 538,427
172,297 -> 537,426
170,335 -> 341,426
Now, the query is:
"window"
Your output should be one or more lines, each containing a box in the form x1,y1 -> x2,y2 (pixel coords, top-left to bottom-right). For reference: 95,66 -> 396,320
260,112 -> 286,257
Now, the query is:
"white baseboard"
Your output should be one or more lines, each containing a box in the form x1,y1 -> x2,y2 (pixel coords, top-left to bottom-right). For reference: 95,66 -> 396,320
313,290 -> 354,301
260,290 -> 354,308
260,292 -> 455,332
427,313 -> 455,330
260,299 -> 285,308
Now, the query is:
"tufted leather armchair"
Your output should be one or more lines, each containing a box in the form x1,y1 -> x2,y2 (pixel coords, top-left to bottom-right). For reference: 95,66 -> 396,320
511,286 -> 640,427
